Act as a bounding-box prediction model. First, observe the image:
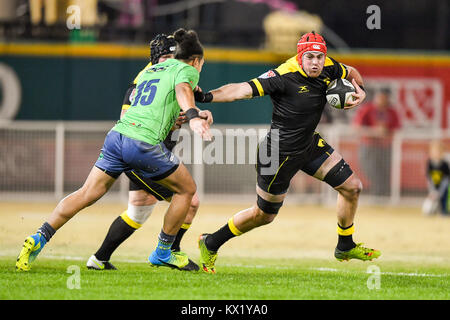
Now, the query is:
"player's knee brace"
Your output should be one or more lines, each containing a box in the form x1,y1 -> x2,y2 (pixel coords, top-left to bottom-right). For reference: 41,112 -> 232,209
120,204 -> 155,229
256,195 -> 284,214
323,159 -> 353,188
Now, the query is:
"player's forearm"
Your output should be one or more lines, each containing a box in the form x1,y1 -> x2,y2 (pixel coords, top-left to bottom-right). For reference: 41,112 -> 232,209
175,83 -> 199,112
346,66 -> 364,87
210,82 -> 253,102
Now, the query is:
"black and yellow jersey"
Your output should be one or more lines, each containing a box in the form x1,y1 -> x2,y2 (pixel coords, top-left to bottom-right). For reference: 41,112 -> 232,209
427,159 -> 450,189
248,55 -> 348,156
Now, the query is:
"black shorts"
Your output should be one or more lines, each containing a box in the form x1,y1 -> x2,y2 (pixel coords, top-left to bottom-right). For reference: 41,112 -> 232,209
126,170 -> 174,201
256,132 -> 334,195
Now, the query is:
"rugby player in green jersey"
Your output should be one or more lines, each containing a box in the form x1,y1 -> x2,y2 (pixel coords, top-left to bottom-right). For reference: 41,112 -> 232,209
195,32 -> 380,274
16,29 -> 212,271
86,34 -> 204,271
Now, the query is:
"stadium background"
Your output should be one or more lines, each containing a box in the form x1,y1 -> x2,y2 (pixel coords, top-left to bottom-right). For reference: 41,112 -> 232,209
0,0 -> 449,300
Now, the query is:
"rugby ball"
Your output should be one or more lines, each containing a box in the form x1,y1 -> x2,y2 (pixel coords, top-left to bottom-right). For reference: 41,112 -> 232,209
326,78 -> 356,109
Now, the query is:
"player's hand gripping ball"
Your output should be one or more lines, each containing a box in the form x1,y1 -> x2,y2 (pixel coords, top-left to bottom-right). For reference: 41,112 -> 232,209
326,78 -> 356,109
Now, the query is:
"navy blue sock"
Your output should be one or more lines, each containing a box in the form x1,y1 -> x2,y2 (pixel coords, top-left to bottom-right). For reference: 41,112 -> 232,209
155,230 -> 176,259
37,222 -> 56,242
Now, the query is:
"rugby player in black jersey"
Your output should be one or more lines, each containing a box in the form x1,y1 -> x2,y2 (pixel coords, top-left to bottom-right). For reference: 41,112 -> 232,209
195,32 -> 381,273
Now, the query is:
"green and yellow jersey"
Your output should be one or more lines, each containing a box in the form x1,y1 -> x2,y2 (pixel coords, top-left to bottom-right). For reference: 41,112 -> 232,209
113,59 -> 199,146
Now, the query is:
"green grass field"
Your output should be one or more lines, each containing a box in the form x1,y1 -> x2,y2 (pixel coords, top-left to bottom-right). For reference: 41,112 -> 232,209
1,202 -> 449,303
1,256 -> 448,300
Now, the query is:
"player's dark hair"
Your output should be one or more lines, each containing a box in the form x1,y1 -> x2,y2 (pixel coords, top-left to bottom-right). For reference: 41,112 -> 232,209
173,28 -> 204,61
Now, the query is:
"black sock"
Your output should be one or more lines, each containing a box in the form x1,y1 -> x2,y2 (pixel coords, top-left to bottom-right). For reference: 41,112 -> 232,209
171,227 -> 188,252
95,216 -> 136,261
337,235 -> 356,251
205,223 -> 236,252
337,224 -> 356,251
37,222 -> 56,242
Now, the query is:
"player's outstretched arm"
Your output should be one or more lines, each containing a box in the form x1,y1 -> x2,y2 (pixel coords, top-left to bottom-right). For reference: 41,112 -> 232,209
195,82 -> 253,103
175,82 -> 212,140
211,82 -> 253,102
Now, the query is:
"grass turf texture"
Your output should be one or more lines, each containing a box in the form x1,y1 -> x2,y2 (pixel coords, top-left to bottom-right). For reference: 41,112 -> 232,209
1,256 -> 449,300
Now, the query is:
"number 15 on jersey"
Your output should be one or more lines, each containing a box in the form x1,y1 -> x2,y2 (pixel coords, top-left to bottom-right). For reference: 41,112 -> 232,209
132,79 -> 160,107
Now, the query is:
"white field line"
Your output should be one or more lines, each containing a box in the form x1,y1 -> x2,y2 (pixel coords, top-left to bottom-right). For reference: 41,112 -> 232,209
2,253 -> 446,278
226,264 -> 448,278
309,267 -> 447,278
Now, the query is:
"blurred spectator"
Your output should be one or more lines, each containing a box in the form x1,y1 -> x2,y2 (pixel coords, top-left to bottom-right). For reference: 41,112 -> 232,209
29,0 -> 58,25
239,0 -> 297,12
352,88 -> 401,196
29,0 -> 98,26
0,0 -> 18,22
263,10 -> 322,53
118,0 -> 144,28
71,0 -> 99,27
424,140 -> 449,216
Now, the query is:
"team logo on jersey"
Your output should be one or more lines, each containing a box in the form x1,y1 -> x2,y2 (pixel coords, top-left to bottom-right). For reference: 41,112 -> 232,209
322,77 -> 331,86
258,70 -> 276,79
148,66 -> 167,73
298,85 -> 309,93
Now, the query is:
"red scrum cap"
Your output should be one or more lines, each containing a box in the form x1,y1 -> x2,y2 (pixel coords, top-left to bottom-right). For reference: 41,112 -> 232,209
296,31 -> 327,68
